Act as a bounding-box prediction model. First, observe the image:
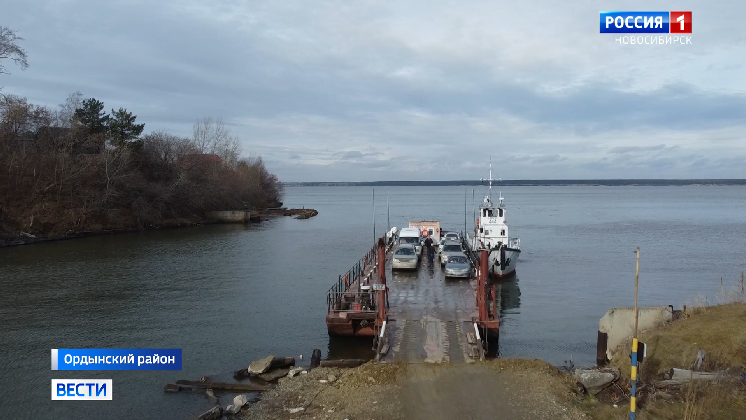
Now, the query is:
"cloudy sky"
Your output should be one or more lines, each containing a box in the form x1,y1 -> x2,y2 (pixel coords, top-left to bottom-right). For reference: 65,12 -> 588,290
2,0 -> 745,181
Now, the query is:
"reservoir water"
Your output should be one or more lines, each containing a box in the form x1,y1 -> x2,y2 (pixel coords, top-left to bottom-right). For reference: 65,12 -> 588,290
1,186 -> 745,419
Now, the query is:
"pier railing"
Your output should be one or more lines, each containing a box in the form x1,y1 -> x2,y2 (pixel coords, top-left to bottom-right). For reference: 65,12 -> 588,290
327,291 -> 379,313
326,234 -> 398,312
326,245 -> 378,311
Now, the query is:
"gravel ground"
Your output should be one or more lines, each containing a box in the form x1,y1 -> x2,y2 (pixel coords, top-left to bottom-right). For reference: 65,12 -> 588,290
238,359 -> 588,420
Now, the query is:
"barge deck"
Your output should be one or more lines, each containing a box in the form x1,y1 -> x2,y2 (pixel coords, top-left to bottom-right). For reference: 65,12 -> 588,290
326,233 -> 500,361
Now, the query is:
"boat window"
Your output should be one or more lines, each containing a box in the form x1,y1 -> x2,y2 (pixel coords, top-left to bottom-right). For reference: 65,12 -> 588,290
501,230 -> 505,235
428,229 -> 434,236
395,247 -> 415,255
499,209 -> 503,217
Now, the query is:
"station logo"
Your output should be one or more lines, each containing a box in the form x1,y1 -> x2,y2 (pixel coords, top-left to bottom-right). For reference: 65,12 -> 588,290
669,11 -> 692,33
51,379 -> 112,400
600,11 -> 692,33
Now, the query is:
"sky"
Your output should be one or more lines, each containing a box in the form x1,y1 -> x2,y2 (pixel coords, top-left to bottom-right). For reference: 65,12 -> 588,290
2,0 -> 746,181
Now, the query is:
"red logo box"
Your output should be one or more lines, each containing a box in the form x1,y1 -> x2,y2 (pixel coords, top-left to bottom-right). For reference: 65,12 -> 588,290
670,11 -> 692,33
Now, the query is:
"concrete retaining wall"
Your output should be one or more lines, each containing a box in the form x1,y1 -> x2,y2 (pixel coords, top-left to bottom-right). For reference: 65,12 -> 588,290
599,306 -> 673,361
206,210 -> 251,223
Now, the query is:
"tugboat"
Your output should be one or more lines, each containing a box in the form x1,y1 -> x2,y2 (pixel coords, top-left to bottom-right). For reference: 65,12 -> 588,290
469,159 -> 521,278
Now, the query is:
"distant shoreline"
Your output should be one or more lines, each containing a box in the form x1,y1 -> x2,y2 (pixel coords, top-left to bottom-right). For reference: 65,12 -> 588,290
284,179 -> 746,187
0,208 -> 317,248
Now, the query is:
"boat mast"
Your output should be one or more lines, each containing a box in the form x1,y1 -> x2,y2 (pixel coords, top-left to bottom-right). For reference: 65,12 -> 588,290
488,157 -> 493,201
489,157 -> 492,190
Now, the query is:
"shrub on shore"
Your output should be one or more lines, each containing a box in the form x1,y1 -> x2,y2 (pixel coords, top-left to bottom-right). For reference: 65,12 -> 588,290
0,93 -> 283,240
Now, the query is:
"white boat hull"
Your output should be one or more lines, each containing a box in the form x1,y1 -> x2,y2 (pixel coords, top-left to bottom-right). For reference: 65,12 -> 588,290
488,247 -> 520,278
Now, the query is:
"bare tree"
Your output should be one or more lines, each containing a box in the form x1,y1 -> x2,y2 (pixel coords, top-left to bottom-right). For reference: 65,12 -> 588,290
0,26 -> 29,76
192,117 -> 241,168
101,148 -> 131,203
56,91 -> 83,129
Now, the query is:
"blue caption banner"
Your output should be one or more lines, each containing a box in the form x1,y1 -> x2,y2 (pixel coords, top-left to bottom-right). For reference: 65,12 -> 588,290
600,12 -> 669,33
51,349 -> 182,370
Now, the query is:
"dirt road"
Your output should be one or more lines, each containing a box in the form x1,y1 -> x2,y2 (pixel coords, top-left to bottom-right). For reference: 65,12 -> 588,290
243,360 -> 588,420
402,362 -> 586,420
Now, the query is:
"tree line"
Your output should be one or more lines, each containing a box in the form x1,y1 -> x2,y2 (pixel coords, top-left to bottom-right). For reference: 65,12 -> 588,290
0,26 -> 282,241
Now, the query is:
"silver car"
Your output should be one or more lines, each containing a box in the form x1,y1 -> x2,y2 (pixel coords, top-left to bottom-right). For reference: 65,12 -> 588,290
444,255 -> 471,278
392,244 -> 418,270
443,232 -> 460,242
439,241 -> 463,267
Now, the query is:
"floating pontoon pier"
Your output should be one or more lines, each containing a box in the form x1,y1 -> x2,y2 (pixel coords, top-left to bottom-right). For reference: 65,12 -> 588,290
325,231 -> 501,361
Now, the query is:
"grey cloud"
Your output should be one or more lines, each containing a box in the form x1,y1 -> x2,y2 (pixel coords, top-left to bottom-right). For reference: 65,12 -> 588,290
337,151 -> 365,160
2,0 -> 746,181
532,154 -> 567,164
609,144 -> 668,154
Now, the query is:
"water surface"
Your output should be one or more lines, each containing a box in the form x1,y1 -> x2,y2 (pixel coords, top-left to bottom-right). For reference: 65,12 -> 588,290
1,185 -> 745,418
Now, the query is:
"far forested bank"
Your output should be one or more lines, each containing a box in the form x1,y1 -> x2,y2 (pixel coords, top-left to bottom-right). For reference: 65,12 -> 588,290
0,93 -> 283,246
284,179 -> 746,187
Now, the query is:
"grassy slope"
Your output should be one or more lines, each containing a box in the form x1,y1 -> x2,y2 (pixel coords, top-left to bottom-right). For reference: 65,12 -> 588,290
612,303 -> 746,381
580,303 -> 746,420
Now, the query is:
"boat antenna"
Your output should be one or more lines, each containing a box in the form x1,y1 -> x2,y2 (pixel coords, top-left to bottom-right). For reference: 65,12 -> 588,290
489,157 -> 493,190
488,157 -> 493,201
372,187 -> 376,244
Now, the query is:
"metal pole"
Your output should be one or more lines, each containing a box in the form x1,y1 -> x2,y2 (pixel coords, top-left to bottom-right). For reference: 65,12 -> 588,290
464,189 -> 466,238
630,247 -> 640,420
633,247 -> 640,337
472,188 -> 476,249
372,188 -> 375,245
387,188 -> 390,235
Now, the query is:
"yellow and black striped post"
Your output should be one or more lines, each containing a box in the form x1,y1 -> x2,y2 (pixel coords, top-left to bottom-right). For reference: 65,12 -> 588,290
630,248 -> 640,420
630,337 -> 639,419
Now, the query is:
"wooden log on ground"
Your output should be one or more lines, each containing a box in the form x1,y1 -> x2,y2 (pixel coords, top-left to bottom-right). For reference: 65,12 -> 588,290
318,359 -> 367,368
310,349 -> 321,370
169,380 -> 272,392
196,406 -> 223,420
669,368 -> 722,382
652,380 -> 684,389
164,383 -> 181,392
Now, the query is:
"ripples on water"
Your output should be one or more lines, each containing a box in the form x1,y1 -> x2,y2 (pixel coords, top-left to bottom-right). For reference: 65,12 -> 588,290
1,186 -> 744,419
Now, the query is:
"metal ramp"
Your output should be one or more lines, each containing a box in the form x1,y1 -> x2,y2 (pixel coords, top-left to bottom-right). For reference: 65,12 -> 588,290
380,255 -> 479,363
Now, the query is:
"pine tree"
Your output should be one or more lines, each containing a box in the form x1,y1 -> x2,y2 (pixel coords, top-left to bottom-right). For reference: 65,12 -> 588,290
74,98 -> 109,135
108,108 -> 145,148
